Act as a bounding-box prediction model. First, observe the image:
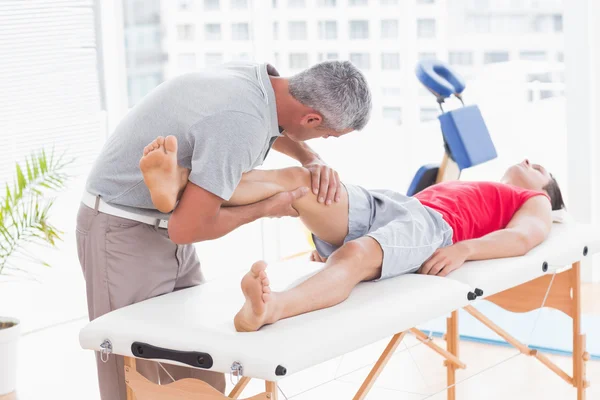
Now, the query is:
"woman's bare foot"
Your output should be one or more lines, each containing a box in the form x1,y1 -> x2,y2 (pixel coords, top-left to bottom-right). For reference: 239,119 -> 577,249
234,261 -> 280,332
139,135 -> 189,213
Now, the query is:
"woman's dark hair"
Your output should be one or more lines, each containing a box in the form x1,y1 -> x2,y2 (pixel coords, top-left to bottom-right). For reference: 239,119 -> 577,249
543,174 -> 566,211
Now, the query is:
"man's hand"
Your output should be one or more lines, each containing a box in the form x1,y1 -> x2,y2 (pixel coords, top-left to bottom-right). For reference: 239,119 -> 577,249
263,186 -> 309,218
303,159 -> 341,206
310,250 -> 328,263
418,242 -> 471,277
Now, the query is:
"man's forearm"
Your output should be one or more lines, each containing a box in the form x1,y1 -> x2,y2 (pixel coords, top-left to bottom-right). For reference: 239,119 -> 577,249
170,202 -> 268,244
272,136 -> 320,164
460,229 -> 532,261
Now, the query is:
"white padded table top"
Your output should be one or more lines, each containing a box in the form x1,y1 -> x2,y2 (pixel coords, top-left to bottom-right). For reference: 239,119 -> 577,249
80,259 -> 472,381
79,223 -> 599,381
448,223 -> 600,298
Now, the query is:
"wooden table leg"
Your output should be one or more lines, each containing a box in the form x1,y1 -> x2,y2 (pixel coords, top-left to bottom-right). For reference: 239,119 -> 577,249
124,357 -> 137,400
265,381 -> 278,400
572,262 -> 587,400
446,311 -> 459,400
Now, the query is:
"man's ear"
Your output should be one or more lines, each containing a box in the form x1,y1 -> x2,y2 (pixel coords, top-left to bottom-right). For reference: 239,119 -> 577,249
301,113 -> 323,128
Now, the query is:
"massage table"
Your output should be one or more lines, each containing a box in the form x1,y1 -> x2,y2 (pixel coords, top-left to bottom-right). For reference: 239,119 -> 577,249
79,221 -> 600,399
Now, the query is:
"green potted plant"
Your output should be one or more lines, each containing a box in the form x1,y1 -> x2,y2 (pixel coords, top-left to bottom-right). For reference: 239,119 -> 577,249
0,149 -> 69,398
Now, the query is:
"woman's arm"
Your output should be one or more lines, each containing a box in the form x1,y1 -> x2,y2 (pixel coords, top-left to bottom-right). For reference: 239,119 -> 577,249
419,195 -> 552,276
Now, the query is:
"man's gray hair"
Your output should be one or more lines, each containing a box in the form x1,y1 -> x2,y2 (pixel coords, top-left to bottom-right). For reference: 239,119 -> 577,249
288,61 -> 372,132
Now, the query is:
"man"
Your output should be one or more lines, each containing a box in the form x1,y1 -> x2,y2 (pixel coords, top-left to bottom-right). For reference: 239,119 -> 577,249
138,138 -> 564,332
76,60 -> 371,399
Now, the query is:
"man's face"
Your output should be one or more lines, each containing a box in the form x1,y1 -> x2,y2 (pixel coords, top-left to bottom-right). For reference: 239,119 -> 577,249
502,159 -> 552,191
283,126 -> 350,142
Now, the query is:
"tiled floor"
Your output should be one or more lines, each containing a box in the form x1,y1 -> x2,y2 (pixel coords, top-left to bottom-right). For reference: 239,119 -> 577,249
11,318 -> 600,400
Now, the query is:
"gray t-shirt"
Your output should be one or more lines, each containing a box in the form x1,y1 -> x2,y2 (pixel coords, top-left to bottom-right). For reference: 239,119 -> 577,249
86,62 -> 282,219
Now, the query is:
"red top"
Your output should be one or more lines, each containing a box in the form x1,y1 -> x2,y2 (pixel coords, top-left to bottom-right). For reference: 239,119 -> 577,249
414,181 -> 550,243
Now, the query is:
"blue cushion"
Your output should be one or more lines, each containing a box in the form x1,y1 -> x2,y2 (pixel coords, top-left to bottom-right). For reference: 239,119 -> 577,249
415,60 -> 466,99
407,164 -> 439,196
438,105 -> 497,170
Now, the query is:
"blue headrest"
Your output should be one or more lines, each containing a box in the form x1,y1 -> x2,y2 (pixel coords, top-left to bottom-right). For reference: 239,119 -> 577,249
406,164 -> 439,197
415,60 -> 466,99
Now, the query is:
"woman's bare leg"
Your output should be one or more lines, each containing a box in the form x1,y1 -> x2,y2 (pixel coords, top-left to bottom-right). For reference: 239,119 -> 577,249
234,237 -> 383,332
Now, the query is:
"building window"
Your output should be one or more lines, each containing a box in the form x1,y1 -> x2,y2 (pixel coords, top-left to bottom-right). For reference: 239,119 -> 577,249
177,24 -> 195,41
205,53 -> 223,66
350,53 -> 370,70
318,0 -> 336,6
519,51 -> 547,61
318,21 -> 337,40
204,0 -> 220,10
417,18 -> 436,38
178,53 -> 196,70
553,14 -> 563,32
381,20 -> 399,39
205,24 -> 221,40
383,107 -> 402,124
448,51 -> 473,66
484,51 -> 509,64
381,53 -> 400,70
231,0 -> 248,9
380,0 -> 399,4
349,0 -> 367,5
418,52 -> 436,61
349,20 -> 369,40
420,107 -> 439,122
273,22 -> 279,40
288,21 -> 307,40
382,87 -> 402,96
234,53 -> 251,61
557,52 -> 564,63
178,0 -> 193,10
288,0 -> 305,7
318,52 -> 339,61
232,23 -> 250,40
289,53 -> 309,69
272,0 -> 277,7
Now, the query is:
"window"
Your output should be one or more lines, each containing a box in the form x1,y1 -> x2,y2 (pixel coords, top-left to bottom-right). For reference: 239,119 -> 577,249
206,53 -> 223,66
273,22 -> 279,40
231,0 -> 248,9
318,0 -> 336,6
484,51 -> 509,64
553,15 -> 563,32
178,53 -> 196,70
519,51 -> 547,61
204,0 -> 220,10
318,21 -> 337,40
417,19 -> 436,38
557,52 -> 564,62
288,21 -> 307,40
289,53 -> 309,69
417,0 -> 435,3
177,24 -> 195,41
288,0 -> 305,7
349,20 -> 369,40
234,53 -> 251,61
382,87 -> 402,96
350,53 -> 370,69
273,52 -> 281,66
418,52 -> 436,61
178,0 -> 193,10
448,51 -> 473,66
381,20 -> 399,39
272,0 -> 277,7
232,23 -> 250,40
420,107 -> 438,122
380,0 -> 399,4
205,24 -> 221,40
383,107 -> 402,124
349,0 -> 368,5
318,52 -> 339,61
381,53 -> 400,70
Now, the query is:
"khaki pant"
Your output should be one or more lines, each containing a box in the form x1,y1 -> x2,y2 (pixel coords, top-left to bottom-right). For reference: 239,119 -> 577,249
76,203 -> 225,400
